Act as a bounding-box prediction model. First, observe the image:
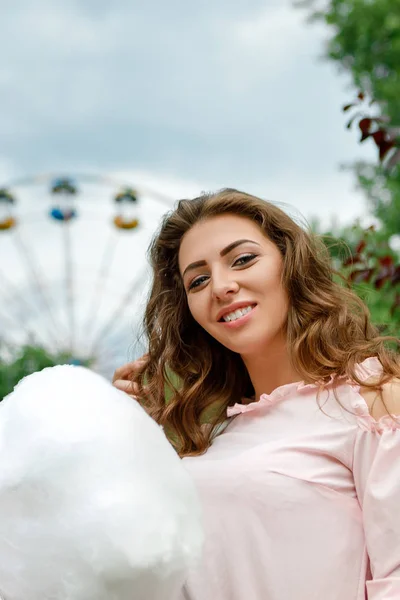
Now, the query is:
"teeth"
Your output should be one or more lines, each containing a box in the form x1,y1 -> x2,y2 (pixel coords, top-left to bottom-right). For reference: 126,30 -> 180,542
222,305 -> 253,322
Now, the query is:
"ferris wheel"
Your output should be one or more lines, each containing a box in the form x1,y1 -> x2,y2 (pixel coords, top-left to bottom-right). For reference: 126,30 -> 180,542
0,174 -> 175,376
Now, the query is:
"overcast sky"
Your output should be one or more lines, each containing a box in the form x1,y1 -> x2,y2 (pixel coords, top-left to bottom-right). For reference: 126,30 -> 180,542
1,0 -> 377,219
0,0 -> 378,372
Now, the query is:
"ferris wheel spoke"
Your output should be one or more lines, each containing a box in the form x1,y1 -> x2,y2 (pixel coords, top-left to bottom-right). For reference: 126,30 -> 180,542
62,221 -> 76,355
11,230 -> 65,350
84,175 -> 175,208
0,330 -> 19,349
93,331 -> 137,363
88,268 -> 148,357
0,312 -> 35,346
0,308 -> 47,352
0,311 -> 41,346
82,230 -> 119,338
92,349 -> 123,372
0,267 -> 58,348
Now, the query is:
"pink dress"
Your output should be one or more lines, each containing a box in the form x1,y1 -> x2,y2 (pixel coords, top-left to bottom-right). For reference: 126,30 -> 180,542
180,358 -> 400,600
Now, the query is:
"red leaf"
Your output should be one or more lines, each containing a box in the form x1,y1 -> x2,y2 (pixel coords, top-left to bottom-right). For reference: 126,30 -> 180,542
360,132 -> 372,142
391,265 -> 400,286
372,129 -> 386,144
379,255 -> 394,267
343,254 -> 362,267
350,268 -> 374,283
358,92 -> 365,101
375,275 -> 389,289
355,239 -> 366,253
359,118 -> 372,135
375,264 -> 395,289
371,129 -> 396,160
371,129 -> 395,160
380,142 -> 395,161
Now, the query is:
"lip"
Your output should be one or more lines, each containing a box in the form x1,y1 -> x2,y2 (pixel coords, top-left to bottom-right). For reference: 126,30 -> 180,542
216,302 -> 257,323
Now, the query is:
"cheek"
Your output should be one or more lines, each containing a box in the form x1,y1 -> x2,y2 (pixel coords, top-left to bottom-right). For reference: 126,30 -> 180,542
187,296 -> 205,326
275,289 -> 290,324
270,281 -> 288,305
261,279 -> 289,320
187,295 -> 215,334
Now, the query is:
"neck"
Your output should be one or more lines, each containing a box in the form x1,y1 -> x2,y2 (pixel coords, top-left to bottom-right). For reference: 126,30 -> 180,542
241,339 -> 301,400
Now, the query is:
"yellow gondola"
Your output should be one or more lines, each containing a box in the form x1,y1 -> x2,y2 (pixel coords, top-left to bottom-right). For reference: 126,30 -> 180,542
113,188 -> 139,230
0,189 -> 16,232
0,216 -> 16,230
113,215 -> 139,230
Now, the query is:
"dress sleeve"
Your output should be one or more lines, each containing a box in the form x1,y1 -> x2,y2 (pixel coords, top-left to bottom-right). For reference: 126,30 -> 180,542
352,404 -> 400,599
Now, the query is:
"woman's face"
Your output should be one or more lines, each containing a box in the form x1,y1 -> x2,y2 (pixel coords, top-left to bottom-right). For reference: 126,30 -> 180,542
178,214 -> 289,357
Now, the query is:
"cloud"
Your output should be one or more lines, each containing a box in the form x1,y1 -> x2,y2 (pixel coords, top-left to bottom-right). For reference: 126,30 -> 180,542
1,0 -> 375,210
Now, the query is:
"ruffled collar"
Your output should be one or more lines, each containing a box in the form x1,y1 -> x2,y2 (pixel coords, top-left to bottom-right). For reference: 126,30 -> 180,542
226,357 -> 383,418
227,379 -> 316,418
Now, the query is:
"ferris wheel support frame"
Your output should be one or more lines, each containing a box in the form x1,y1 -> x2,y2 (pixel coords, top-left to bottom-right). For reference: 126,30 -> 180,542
0,172 -> 176,366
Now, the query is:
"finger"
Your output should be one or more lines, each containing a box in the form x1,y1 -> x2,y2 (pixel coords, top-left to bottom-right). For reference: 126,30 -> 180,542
112,356 -> 148,382
113,379 -> 140,395
112,362 -> 137,382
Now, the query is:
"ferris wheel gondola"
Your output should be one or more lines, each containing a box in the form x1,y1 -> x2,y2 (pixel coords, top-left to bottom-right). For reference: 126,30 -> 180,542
113,188 -> 139,230
0,174 -> 175,376
0,189 -> 17,231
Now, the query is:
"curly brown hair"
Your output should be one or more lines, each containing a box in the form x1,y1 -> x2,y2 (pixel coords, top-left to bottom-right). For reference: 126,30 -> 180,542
133,188 -> 399,456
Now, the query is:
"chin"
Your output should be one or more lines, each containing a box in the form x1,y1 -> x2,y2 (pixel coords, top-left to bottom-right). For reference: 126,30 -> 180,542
218,339 -> 260,356
221,332 -> 282,357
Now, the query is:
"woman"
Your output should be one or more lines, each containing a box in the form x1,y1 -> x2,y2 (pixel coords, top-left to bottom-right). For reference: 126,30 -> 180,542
114,188 -> 400,600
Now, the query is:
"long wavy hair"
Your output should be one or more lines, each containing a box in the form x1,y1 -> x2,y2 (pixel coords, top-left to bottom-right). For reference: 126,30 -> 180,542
134,188 -> 399,456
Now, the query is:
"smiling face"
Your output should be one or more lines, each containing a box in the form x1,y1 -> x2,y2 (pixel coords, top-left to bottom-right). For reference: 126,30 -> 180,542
178,214 -> 289,358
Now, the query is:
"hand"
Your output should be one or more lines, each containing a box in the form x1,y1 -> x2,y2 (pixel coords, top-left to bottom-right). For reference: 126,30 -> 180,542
112,355 -> 148,399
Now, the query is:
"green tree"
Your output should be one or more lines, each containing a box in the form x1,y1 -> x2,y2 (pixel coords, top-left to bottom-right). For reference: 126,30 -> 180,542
318,222 -> 400,334
0,344 -> 90,400
297,0 -> 400,336
297,0 -> 400,234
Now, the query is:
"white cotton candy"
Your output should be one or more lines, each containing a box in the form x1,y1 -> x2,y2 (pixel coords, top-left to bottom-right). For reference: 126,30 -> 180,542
0,365 -> 203,600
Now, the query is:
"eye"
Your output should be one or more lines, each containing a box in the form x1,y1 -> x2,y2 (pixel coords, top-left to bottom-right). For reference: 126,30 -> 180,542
188,275 -> 209,291
232,253 -> 257,267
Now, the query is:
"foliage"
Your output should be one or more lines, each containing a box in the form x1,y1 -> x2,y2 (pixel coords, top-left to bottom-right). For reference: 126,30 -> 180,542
296,0 -> 400,109
344,92 -> 400,167
321,223 -> 400,335
297,0 -> 400,235
296,0 -> 400,336
351,160 -> 400,237
0,344 -> 90,401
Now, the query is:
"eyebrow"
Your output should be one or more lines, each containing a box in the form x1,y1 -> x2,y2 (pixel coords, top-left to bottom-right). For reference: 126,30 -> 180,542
182,239 -> 261,278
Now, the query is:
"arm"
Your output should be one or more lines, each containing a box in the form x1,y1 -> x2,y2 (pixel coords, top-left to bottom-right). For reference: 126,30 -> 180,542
353,379 -> 400,599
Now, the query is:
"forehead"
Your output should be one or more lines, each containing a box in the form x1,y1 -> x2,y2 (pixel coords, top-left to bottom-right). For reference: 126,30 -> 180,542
178,214 -> 266,270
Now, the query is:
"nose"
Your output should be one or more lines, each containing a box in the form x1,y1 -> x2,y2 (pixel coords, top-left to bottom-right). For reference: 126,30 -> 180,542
211,270 -> 239,300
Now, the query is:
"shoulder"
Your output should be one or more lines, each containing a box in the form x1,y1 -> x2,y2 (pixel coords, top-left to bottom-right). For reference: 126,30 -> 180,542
359,377 -> 400,420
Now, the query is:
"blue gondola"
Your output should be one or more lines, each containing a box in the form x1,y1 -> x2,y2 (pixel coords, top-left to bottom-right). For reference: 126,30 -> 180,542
49,177 -> 78,222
